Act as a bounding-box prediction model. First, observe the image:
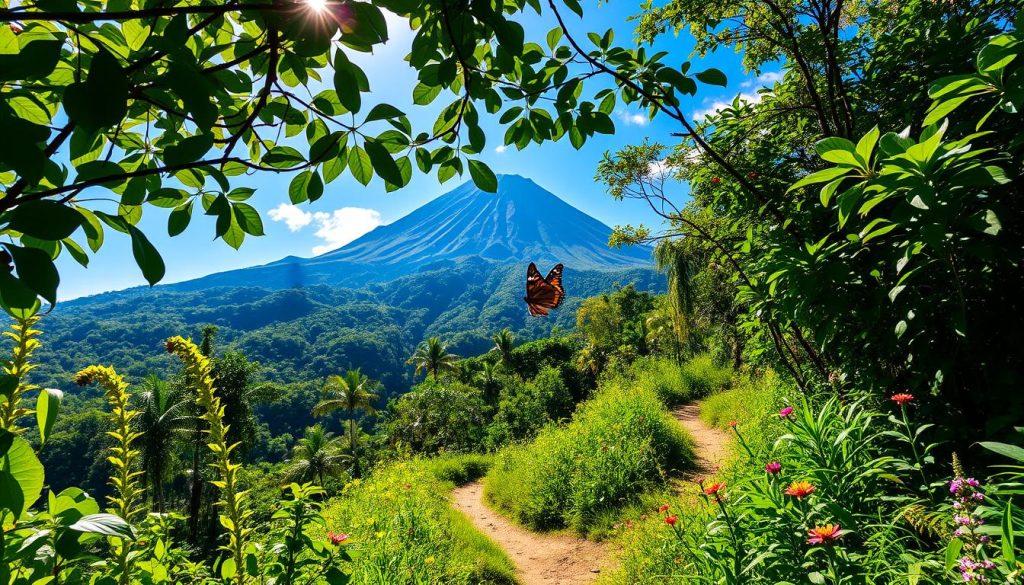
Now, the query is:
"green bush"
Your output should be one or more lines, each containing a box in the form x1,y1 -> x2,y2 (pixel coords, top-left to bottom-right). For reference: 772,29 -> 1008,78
382,380 -> 488,454
484,382 -> 693,534
321,457 -> 515,585
629,354 -> 732,406
700,369 -> 789,458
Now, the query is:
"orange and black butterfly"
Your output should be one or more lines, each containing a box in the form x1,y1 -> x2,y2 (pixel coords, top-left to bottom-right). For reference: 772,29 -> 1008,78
524,263 -> 565,317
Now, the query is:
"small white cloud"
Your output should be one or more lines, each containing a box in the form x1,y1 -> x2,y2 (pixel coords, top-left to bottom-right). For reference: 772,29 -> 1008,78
647,159 -> 669,177
740,71 -> 783,89
269,204 -> 383,254
494,145 -> 508,154
310,207 -> 383,255
615,109 -> 648,126
692,91 -> 767,121
268,203 -> 313,231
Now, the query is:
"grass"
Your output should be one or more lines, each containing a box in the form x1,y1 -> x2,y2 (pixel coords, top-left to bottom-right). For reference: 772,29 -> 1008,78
320,454 -> 517,585
598,368 -> 793,585
630,353 -> 733,406
483,378 -> 694,536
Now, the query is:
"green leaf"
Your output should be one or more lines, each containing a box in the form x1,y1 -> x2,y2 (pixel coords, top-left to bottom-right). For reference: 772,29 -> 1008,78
786,166 -> 852,194
468,160 -> 497,193
36,388 -> 62,446
162,134 -> 214,166
944,538 -> 963,572
7,200 -> 83,240
695,68 -> 727,87
364,103 -> 405,122
69,513 -> 136,540
978,441 -> 1024,462
168,202 -> 193,237
6,244 -> 59,305
221,557 -> 237,579
1002,500 -> 1016,570
364,139 -> 403,186
854,126 -> 880,166
0,435 -> 44,519
127,225 -> 165,286
333,49 -> 361,114
62,49 -> 129,133
815,137 -> 863,167
289,171 -> 313,204
346,145 -> 371,186
233,203 -> 264,236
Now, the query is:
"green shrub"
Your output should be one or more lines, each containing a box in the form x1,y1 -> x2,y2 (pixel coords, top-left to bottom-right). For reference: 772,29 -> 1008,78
382,380 -> 488,454
700,369 -> 789,459
321,458 -> 515,585
629,354 -> 732,406
420,453 -> 494,485
679,353 -> 732,398
484,382 -> 693,534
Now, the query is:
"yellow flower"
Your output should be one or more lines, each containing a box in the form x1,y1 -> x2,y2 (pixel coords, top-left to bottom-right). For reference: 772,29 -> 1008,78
425,556 -> 436,565
375,531 -> 385,539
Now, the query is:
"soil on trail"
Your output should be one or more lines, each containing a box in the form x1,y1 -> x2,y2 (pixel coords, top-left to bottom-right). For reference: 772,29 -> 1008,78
451,482 -> 614,585
672,403 -> 732,478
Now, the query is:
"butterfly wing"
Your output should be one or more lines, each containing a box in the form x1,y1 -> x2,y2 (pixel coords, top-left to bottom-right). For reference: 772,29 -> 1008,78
525,263 -> 559,316
545,264 -> 564,293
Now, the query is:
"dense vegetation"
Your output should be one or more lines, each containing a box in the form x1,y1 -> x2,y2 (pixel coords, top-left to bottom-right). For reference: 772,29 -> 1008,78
0,0 -> 1023,582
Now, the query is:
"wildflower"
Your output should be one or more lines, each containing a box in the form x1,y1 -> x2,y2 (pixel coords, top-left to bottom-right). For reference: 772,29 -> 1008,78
703,482 -> 726,498
806,524 -> 844,545
728,420 -> 737,428
711,176 -> 721,185
891,393 -> 914,405
784,480 -> 816,499
665,514 -> 678,526
327,532 -> 349,545
765,461 -> 782,475
425,556 -> 436,565
779,406 -> 794,419
658,504 -> 670,513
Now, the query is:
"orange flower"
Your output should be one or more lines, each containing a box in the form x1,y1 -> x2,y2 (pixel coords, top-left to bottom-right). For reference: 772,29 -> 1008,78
891,393 -> 914,405
728,420 -> 738,428
665,514 -> 678,526
658,504 -> 670,513
784,480 -> 816,499
807,524 -> 844,544
703,482 -> 726,496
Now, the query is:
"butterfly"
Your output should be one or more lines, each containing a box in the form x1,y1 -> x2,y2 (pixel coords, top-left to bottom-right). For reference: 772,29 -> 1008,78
524,262 -> 565,317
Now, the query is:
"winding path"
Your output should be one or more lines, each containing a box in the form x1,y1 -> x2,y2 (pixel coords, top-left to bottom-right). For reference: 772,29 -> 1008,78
451,402 -> 731,584
451,482 -> 613,585
671,403 -> 731,478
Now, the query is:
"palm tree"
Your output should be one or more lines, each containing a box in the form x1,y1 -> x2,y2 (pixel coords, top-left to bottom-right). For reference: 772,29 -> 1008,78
285,425 -> 348,486
407,336 -> 459,381
312,369 -> 379,477
490,328 -> 515,372
476,361 -> 502,404
135,374 -> 192,513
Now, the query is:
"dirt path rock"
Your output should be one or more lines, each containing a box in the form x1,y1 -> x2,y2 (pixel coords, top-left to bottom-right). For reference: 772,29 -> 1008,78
672,403 -> 732,478
451,482 -> 613,585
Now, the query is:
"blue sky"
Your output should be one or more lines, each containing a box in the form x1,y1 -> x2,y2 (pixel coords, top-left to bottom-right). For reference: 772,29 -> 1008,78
56,1 -> 779,300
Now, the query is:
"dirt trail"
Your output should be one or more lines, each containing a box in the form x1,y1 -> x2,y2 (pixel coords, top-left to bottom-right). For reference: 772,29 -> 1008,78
671,403 -> 732,479
450,403 -> 729,584
451,482 -> 613,585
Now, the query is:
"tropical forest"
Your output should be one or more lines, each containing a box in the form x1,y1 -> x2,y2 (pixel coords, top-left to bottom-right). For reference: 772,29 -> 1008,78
0,0 -> 1022,583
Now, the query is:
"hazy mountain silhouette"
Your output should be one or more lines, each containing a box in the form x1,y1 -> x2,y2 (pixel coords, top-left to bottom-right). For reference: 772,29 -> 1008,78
168,175 -> 651,291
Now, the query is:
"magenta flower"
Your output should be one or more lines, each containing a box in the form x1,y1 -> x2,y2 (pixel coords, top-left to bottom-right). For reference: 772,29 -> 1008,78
779,406 -> 794,418
765,461 -> 782,475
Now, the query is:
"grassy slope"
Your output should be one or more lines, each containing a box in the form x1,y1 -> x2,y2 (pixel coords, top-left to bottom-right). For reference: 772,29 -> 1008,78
320,454 -> 517,585
482,356 -> 738,537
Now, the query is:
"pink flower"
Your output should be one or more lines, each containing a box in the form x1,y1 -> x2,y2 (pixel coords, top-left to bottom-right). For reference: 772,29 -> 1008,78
779,406 -> 794,418
891,393 -> 914,405
327,532 -> 349,545
807,524 -> 844,545
765,461 -> 782,475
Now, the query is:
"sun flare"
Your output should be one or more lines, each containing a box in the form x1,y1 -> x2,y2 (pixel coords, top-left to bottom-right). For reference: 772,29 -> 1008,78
305,0 -> 329,13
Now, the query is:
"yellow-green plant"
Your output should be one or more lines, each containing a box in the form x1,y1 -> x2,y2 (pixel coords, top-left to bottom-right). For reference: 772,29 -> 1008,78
165,336 -> 250,585
74,365 -> 144,585
0,313 -> 41,432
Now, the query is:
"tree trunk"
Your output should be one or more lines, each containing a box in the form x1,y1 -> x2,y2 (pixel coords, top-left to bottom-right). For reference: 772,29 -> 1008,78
349,417 -> 360,478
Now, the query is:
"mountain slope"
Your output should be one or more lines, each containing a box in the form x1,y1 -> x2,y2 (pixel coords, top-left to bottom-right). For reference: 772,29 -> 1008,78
168,175 -> 651,291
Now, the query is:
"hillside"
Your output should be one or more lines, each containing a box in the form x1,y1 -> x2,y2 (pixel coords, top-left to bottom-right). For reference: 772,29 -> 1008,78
166,175 -> 652,291
34,176 -> 662,394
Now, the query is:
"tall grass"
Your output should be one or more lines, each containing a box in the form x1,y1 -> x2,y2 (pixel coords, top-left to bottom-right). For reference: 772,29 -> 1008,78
700,368 -> 789,459
630,353 -> 732,406
484,380 -> 693,535
321,455 -> 516,585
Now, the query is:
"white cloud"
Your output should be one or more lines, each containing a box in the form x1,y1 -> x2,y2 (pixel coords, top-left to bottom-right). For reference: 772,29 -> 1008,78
268,203 -> 313,231
740,70 -> 783,89
494,144 -> 508,154
268,204 -> 383,255
692,91 -> 767,121
616,109 -> 648,126
647,159 -> 670,177
310,207 -> 384,255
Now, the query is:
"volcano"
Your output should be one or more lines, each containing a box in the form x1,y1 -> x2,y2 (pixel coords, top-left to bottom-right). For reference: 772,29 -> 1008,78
167,175 -> 651,291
